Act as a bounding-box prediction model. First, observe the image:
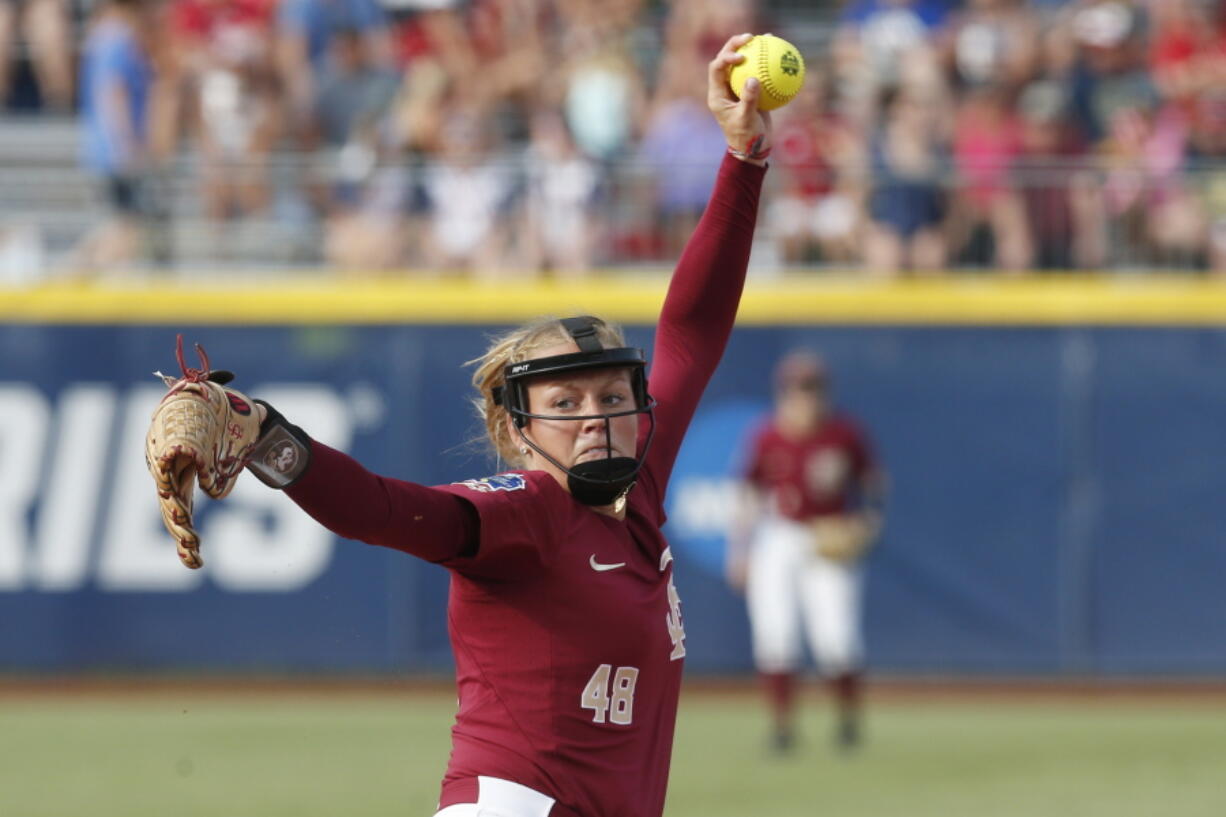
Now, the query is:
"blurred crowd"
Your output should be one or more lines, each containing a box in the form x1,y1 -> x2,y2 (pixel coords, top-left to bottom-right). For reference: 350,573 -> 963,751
3,0 -> 1226,275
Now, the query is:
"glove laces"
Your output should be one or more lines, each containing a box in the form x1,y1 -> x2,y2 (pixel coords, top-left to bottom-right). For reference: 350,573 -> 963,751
174,333 -> 212,383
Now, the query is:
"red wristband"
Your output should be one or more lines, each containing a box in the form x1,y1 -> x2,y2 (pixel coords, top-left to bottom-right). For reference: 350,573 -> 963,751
728,135 -> 771,161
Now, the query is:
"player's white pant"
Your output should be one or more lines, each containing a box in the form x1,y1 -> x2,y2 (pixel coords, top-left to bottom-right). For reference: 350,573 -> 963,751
746,514 -> 863,675
433,776 -> 556,817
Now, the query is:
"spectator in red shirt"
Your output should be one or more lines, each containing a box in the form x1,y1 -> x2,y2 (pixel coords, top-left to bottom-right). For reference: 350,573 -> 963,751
765,69 -> 862,266
1148,0 -> 1226,112
164,0 -> 281,229
950,84 -> 1034,269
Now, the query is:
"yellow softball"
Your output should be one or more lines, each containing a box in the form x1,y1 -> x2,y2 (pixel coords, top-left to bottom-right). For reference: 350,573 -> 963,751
729,34 -> 806,111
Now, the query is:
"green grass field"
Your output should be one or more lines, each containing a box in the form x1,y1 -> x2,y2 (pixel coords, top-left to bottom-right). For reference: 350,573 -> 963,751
2,686 -> 1224,817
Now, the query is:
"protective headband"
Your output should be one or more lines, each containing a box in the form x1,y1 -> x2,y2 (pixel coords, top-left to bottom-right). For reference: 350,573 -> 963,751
492,316 -> 656,506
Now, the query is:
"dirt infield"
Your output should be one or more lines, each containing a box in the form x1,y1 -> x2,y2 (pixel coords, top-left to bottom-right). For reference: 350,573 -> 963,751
3,674 -> 1225,703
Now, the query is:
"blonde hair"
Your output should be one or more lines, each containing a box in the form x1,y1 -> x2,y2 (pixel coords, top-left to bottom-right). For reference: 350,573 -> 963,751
469,315 -> 628,467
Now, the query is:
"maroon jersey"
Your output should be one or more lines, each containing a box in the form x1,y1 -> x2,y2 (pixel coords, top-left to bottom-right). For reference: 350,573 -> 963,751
745,413 -> 876,522
432,466 -> 684,816
284,153 -> 765,817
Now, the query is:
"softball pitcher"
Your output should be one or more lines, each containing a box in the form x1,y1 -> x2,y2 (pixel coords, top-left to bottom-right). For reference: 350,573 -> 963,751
144,34 -> 771,817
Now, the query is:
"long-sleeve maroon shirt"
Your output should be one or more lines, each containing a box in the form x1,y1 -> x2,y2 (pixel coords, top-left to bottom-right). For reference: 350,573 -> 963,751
284,154 -> 764,817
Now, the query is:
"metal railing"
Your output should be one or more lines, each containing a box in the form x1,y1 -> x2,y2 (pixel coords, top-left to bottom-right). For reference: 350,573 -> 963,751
2,123 -> 1224,279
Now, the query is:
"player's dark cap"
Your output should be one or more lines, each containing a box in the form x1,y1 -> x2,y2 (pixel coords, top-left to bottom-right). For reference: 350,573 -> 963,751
774,350 -> 828,392
492,316 -> 656,507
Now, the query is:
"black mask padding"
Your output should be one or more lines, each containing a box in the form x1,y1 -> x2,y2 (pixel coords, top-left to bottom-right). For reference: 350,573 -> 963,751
568,457 -> 638,506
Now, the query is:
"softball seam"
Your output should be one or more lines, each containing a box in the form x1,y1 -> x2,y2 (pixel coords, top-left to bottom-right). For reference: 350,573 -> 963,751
756,39 -> 795,105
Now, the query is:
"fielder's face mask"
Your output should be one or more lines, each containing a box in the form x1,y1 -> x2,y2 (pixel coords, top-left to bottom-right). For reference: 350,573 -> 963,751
493,316 -> 656,506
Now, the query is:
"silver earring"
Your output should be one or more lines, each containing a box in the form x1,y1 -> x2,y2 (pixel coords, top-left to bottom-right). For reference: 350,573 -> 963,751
519,446 -> 529,455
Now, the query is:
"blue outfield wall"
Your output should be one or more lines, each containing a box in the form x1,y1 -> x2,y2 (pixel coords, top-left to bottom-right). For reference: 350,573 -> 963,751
1,322 -> 1225,676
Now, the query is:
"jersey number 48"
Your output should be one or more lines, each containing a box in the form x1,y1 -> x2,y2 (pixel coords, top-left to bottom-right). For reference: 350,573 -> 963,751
581,664 -> 639,725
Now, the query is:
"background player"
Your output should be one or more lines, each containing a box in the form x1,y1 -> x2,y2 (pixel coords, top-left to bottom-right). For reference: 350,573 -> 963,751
726,349 -> 886,753
151,33 -> 771,817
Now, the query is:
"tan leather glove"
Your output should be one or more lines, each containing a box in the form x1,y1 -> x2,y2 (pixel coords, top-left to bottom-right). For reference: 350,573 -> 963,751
812,513 -> 880,564
145,336 -> 262,569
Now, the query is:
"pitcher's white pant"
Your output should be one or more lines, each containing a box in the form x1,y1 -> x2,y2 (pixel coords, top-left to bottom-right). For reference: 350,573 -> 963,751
746,514 -> 863,675
433,776 -> 556,817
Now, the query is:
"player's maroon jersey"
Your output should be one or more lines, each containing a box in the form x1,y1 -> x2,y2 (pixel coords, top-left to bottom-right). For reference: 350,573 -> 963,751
431,465 -> 684,817
283,153 -> 765,817
744,413 -> 876,522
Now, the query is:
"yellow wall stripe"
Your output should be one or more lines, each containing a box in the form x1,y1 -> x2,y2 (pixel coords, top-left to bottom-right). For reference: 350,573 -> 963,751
3,275 -> 1226,326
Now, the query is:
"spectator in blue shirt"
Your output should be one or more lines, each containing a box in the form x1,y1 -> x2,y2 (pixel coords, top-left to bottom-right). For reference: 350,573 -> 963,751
276,0 -> 396,143
73,0 -> 154,270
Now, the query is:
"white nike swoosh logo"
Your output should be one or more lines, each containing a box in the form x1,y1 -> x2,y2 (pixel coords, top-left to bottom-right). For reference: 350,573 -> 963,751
589,555 -> 627,572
